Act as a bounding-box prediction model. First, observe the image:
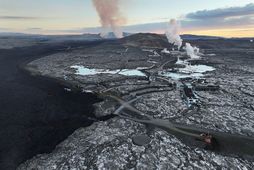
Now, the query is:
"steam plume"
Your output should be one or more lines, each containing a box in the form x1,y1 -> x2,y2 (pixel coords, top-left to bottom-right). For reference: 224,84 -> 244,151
165,19 -> 183,50
185,43 -> 200,59
92,0 -> 126,38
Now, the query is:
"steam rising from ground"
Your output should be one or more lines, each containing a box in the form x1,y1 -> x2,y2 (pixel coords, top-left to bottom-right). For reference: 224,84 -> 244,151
185,43 -> 200,59
165,19 -> 183,50
165,18 -> 200,59
92,0 -> 126,38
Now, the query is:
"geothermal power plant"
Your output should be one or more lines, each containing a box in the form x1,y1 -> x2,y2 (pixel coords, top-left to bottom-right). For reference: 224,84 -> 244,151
1,1 -> 254,169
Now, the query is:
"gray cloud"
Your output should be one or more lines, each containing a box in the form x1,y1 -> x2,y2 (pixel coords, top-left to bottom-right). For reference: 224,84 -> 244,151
0,16 -> 41,20
26,28 -> 42,30
182,16 -> 254,30
81,3 -> 254,33
0,28 -> 10,33
186,3 -> 254,20
182,3 -> 254,30
0,27 -> 8,30
82,22 -> 167,33
2,3 -> 253,35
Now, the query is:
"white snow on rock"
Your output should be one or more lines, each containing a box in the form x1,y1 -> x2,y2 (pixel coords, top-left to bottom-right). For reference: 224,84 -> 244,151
179,64 -> 215,74
161,48 -> 170,54
70,65 -> 147,77
160,61 -> 215,80
18,118 -> 254,170
161,72 -> 204,80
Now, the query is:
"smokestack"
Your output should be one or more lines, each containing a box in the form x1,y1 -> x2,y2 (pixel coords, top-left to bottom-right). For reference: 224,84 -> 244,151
92,0 -> 126,38
165,19 -> 183,50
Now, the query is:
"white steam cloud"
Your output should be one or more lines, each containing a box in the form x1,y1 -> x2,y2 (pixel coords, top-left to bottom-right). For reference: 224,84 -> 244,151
165,19 -> 183,50
185,43 -> 200,59
92,0 -> 126,38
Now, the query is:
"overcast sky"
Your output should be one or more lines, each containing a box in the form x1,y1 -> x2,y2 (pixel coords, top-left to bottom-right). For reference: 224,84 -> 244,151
0,0 -> 254,37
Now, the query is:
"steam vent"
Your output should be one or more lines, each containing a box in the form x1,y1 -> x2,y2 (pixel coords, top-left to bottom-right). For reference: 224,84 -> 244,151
1,1 -> 254,169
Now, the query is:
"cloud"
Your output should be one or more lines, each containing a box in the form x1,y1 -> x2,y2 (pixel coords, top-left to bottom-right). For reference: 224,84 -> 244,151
79,3 -> 254,34
186,3 -> 254,20
82,22 -> 167,33
0,27 -> 11,33
26,28 -> 42,30
0,16 -> 41,20
2,3 -> 253,37
183,3 -> 254,30
0,27 -> 8,30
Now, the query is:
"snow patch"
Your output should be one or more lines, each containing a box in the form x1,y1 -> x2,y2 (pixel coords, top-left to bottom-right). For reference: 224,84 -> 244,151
207,53 -> 216,57
160,64 -> 215,80
64,88 -> 72,92
70,65 -> 146,77
175,58 -> 187,65
160,72 -> 204,80
161,48 -> 170,54
179,64 -> 215,74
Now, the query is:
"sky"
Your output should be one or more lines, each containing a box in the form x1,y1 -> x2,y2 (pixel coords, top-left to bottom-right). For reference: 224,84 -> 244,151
0,0 -> 254,37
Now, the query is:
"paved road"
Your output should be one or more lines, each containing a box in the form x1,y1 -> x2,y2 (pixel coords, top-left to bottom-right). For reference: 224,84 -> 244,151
0,41 -> 104,170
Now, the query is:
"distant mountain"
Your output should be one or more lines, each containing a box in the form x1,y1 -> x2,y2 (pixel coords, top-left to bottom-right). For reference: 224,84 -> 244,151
100,32 -> 133,39
0,32 -> 103,42
46,34 -> 102,41
230,37 -> 254,40
1,32 -> 252,40
180,34 -> 222,40
120,33 -> 229,48
0,32 -> 133,41
0,32 -> 40,37
121,33 -> 224,47
120,33 -> 169,48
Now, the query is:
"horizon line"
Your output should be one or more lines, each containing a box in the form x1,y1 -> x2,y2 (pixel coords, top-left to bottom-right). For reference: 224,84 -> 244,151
1,31 -> 254,39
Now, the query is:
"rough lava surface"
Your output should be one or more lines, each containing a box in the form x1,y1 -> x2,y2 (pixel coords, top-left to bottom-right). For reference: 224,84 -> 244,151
19,35 -> 254,169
